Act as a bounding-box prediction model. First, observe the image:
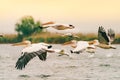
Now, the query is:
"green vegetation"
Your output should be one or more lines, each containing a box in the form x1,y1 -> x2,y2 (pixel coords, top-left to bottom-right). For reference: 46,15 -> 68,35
0,15 -> 120,44
0,32 -> 120,44
15,16 -> 42,37
0,34 -> 18,43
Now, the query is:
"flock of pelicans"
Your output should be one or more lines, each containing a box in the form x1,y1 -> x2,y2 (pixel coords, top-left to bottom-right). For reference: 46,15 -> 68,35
2,22 -> 116,70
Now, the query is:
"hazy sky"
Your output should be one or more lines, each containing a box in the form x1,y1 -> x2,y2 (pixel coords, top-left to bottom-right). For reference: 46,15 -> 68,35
0,0 -> 120,34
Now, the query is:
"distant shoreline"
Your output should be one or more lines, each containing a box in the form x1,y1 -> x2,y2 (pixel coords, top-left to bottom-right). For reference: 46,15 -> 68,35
0,32 -> 120,44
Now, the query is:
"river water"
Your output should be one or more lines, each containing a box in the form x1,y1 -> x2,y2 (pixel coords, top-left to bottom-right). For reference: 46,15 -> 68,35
0,44 -> 120,80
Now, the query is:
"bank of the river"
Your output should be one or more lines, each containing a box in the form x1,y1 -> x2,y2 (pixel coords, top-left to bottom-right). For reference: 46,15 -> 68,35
0,32 -> 120,44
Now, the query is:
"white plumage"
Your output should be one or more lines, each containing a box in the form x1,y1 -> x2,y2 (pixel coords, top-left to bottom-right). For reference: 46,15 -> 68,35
12,40 -> 53,70
21,43 -> 51,53
63,40 -> 98,54
71,41 -> 89,53
41,21 -> 75,30
12,40 -> 70,70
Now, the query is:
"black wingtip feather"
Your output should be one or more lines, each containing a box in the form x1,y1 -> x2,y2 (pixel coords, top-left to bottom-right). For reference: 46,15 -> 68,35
15,53 -> 36,70
38,52 -> 47,61
98,26 -> 110,44
15,49 -> 48,70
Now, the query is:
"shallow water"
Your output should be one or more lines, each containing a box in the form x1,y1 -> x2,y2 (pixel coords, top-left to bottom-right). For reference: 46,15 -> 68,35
0,44 -> 120,80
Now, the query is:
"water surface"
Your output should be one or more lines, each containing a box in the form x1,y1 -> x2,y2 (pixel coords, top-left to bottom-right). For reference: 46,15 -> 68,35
0,44 -> 120,80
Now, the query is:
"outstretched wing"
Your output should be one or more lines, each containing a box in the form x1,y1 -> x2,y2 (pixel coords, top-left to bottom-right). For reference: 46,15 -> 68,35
98,26 -> 110,45
108,28 -> 115,43
15,49 -> 47,70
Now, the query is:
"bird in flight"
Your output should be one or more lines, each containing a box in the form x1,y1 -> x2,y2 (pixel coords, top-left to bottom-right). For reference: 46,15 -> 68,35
97,26 -> 116,49
12,40 -> 70,70
40,21 -> 75,30
12,40 -> 54,70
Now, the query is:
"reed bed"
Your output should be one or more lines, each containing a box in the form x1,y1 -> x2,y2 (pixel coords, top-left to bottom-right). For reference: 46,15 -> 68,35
0,32 -> 120,44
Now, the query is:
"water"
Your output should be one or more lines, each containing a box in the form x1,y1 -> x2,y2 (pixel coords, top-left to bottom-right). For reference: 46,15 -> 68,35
0,44 -> 120,80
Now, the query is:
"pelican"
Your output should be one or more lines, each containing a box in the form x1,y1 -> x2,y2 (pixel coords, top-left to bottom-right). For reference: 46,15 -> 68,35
40,21 -> 75,30
12,40 -> 69,70
12,40 -> 54,70
63,39 -> 99,54
97,26 -> 116,49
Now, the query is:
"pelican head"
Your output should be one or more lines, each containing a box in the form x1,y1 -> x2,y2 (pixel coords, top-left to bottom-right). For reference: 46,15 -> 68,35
69,24 -> 75,29
39,42 -> 52,49
12,40 -> 31,47
58,49 -> 65,55
58,49 -> 70,56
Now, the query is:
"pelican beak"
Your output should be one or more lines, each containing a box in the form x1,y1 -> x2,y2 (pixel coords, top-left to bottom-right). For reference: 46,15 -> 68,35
110,45 -> 116,49
88,40 -> 95,45
63,41 -> 74,45
12,42 -> 27,46
63,41 -> 77,48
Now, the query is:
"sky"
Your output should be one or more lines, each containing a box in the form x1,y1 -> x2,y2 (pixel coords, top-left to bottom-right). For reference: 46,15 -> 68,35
0,0 -> 120,34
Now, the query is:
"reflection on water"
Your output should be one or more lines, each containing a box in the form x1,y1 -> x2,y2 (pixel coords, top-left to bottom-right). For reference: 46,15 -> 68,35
0,44 -> 120,80
19,75 -> 30,78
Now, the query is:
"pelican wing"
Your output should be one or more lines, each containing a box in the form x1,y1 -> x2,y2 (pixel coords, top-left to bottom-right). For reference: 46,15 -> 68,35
98,26 -> 109,44
15,49 -> 47,70
52,25 -> 67,30
37,51 -> 47,61
108,28 -> 115,42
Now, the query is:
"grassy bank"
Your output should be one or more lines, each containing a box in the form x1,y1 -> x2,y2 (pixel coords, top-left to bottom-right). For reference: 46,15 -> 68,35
24,32 -> 98,44
0,32 -> 120,44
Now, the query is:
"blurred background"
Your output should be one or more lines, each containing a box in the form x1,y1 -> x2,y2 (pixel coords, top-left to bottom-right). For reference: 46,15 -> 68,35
0,0 -> 120,34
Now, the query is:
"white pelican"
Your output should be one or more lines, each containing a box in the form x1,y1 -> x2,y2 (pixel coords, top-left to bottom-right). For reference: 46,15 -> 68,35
97,26 -> 116,49
12,40 -> 69,70
40,21 -> 75,30
63,39 -> 99,54
97,26 -> 116,57
12,40 -> 54,70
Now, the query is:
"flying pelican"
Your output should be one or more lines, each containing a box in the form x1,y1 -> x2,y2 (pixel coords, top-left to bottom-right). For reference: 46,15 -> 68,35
96,26 -> 116,57
12,40 -> 55,70
63,39 -> 99,54
97,26 -> 116,49
12,40 -> 69,70
40,21 -> 75,30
